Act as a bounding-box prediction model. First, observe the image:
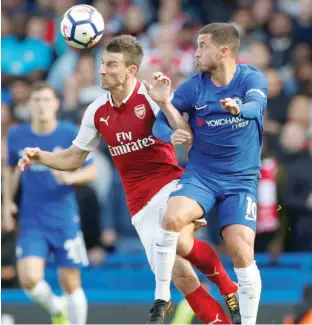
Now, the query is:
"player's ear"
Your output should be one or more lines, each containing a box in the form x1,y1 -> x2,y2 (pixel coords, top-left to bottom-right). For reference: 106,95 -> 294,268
221,46 -> 229,57
127,64 -> 137,77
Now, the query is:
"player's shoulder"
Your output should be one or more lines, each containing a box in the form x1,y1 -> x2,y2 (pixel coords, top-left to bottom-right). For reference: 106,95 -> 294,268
7,122 -> 30,138
180,72 -> 202,88
238,64 -> 265,78
85,91 -> 110,115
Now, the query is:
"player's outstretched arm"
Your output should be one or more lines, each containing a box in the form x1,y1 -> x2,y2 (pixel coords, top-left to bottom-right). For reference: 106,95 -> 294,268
18,145 -> 90,172
221,72 -> 268,119
153,112 -> 192,145
143,72 -> 191,132
52,163 -> 97,185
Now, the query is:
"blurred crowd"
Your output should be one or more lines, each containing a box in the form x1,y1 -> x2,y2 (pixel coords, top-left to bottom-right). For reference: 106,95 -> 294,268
1,0 -> 312,285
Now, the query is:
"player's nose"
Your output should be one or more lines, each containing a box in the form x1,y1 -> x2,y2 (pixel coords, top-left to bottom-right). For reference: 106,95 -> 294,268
99,66 -> 107,75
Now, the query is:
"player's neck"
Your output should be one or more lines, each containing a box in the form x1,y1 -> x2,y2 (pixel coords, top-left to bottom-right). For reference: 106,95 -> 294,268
110,78 -> 136,108
31,120 -> 57,134
211,60 -> 237,87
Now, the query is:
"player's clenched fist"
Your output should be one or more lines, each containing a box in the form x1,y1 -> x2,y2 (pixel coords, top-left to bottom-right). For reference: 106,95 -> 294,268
171,129 -> 193,145
220,98 -> 240,116
18,147 -> 41,171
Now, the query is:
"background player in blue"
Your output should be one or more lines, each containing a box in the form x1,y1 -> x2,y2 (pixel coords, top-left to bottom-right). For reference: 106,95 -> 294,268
2,82 -> 97,324
144,23 -> 268,324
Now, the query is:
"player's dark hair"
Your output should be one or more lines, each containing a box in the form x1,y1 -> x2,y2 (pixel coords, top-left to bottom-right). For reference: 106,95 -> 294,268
199,23 -> 240,55
106,35 -> 144,69
30,82 -> 59,99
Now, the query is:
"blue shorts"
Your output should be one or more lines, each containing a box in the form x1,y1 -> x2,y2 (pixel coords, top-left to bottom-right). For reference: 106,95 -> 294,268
16,222 -> 89,268
170,164 -> 258,232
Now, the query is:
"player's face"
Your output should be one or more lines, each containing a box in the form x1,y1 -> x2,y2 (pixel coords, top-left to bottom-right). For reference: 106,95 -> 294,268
100,51 -> 134,90
29,89 -> 59,122
195,34 -> 223,73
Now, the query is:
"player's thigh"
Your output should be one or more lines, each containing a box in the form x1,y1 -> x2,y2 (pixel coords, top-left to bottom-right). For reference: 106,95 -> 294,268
219,192 -> 257,267
58,268 -> 81,293
132,200 -> 166,272
172,255 -> 200,296
53,229 -> 89,269
165,182 -> 215,231
16,228 -> 49,289
132,180 -> 180,271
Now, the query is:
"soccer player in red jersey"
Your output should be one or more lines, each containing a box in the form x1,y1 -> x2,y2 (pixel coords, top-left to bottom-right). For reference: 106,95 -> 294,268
18,35 -> 239,324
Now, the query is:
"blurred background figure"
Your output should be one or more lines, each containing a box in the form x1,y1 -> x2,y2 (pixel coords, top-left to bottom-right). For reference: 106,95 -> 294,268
1,0 -> 312,323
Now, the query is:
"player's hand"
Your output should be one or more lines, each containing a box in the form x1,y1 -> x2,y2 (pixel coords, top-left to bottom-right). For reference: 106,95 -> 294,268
2,202 -> 18,232
52,170 -> 75,185
220,98 -> 240,116
171,129 -> 193,145
143,72 -> 171,106
18,147 -> 41,171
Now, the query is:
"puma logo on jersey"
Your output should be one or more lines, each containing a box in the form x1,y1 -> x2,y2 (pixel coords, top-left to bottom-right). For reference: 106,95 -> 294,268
209,314 -> 222,324
100,116 -> 110,126
206,267 -> 219,277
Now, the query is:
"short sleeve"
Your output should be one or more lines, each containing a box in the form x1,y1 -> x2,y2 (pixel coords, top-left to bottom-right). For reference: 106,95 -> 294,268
72,103 -> 101,152
171,76 -> 199,113
7,128 -> 19,166
243,72 -> 268,114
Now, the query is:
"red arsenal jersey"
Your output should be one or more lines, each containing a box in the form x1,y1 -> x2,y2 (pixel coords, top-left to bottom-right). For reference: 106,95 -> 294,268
73,80 -> 183,216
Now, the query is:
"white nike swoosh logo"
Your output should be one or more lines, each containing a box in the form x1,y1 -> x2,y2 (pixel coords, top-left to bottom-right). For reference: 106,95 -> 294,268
195,104 -> 208,110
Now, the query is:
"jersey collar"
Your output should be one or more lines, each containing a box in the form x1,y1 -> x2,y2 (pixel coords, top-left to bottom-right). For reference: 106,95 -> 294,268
108,79 -> 137,107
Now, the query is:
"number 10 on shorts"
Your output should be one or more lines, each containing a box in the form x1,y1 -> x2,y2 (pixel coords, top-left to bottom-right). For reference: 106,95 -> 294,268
245,196 -> 257,221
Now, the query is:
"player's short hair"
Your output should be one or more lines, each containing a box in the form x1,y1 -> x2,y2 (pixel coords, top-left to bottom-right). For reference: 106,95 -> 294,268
30,82 -> 59,99
106,35 -> 144,69
199,23 -> 240,55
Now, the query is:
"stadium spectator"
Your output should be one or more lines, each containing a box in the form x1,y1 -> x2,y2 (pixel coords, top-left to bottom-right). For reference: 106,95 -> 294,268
62,54 -> 103,121
27,15 -> 47,41
264,68 -> 290,155
293,0 -> 312,45
1,11 -> 53,88
287,95 -> 311,129
268,12 -> 293,68
280,122 -> 312,251
247,41 -> 272,70
9,79 -> 32,123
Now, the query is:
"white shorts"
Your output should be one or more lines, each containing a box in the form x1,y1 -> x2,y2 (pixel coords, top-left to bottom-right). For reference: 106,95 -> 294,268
131,180 -> 207,272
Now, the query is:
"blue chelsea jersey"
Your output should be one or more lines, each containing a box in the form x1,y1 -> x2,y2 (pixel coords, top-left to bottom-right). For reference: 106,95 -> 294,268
171,64 -> 268,177
7,121 -> 92,229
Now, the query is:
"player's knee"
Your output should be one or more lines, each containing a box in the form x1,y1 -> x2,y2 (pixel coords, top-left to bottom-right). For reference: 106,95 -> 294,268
19,272 -> 42,290
176,223 -> 195,257
59,269 -> 81,293
222,225 -> 255,268
162,211 -> 188,232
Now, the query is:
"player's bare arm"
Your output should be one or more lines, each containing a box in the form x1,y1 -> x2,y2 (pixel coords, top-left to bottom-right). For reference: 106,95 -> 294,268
18,145 -> 90,172
143,72 -> 192,134
2,164 -> 20,231
52,164 -> 97,185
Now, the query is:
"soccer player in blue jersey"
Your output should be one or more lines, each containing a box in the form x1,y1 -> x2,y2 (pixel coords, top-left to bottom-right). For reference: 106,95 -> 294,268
3,82 -> 97,324
144,23 -> 268,324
